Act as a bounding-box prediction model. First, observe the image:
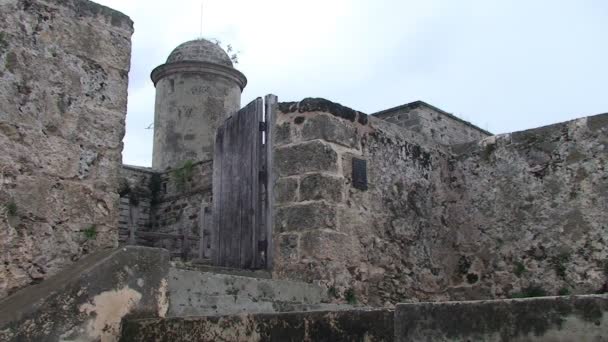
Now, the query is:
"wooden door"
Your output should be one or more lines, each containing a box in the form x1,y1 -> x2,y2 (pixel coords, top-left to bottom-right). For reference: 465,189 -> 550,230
211,95 -> 276,269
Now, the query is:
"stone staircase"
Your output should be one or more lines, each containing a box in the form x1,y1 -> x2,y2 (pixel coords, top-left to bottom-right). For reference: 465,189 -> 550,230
119,263 -> 379,341
166,264 -> 354,317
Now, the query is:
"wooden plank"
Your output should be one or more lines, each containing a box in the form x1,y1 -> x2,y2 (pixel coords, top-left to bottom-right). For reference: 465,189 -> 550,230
251,99 -> 263,268
211,124 -> 225,265
222,113 -> 237,267
198,206 -> 206,260
181,214 -> 190,260
134,231 -> 198,241
240,99 -> 262,268
264,94 -> 278,269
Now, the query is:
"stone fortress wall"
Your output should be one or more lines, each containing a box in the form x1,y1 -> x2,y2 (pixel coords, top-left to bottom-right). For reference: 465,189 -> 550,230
0,0 -> 133,300
374,100 -> 491,145
119,161 -> 213,257
272,98 -> 608,306
0,0 -> 606,314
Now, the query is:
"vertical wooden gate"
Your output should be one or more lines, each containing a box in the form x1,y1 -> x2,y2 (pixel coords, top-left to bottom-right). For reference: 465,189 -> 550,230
211,95 -> 276,269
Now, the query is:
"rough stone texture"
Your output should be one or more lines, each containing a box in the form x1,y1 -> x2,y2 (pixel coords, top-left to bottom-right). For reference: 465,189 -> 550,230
300,173 -> 343,202
446,114 -> 608,300
151,39 -> 246,171
273,98 -> 608,307
0,0 -> 133,300
275,202 -> 338,233
275,140 -> 339,176
395,295 -> 608,341
302,114 -> 360,148
118,161 -> 213,258
167,39 -> 233,67
121,309 -> 394,342
0,246 -> 170,342
374,100 -> 491,145
166,267 -> 346,317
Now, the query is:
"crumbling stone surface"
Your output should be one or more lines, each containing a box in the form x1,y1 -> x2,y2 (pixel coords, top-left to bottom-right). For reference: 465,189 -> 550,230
121,309 -> 394,342
273,99 -> 608,307
118,161 -> 213,258
395,295 -> 608,341
275,140 -> 339,176
0,0 -> 133,300
374,100 -> 491,145
0,246 -> 170,342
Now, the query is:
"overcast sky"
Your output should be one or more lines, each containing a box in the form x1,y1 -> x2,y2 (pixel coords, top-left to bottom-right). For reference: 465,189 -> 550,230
95,0 -> 608,167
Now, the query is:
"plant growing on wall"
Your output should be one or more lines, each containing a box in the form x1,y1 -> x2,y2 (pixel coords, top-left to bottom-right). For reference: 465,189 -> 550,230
5,201 -> 17,217
345,288 -> 357,305
83,224 -> 97,240
172,160 -> 195,192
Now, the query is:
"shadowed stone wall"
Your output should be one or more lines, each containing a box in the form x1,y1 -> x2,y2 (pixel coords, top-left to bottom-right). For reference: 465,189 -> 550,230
0,0 -> 133,300
119,161 -> 213,258
395,295 -> 608,341
272,98 -> 608,307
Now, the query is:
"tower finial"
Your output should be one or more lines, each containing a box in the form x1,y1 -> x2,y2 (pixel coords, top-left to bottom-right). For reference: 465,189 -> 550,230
199,1 -> 203,38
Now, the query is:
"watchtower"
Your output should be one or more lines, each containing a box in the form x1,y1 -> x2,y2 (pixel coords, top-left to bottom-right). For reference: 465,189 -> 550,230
150,39 -> 247,170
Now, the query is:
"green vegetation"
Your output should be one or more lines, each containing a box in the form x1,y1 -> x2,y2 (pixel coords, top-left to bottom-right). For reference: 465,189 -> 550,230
481,142 -> 497,161
83,224 -> 97,240
0,32 -> 8,53
5,201 -> 17,217
345,288 -> 357,305
551,252 -> 571,279
558,287 -> 571,296
171,160 -> 195,191
466,273 -> 479,284
327,286 -> 339,299
458,256 -> 471,275
514,261 -> 526,278
510,285 -> 547,299
149,173 -> 162,205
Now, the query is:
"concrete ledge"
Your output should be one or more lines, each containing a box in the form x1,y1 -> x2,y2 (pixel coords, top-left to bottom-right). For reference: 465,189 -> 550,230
121,309 -> 394,342
0,246 -> 170,341
395,295 -> 608,342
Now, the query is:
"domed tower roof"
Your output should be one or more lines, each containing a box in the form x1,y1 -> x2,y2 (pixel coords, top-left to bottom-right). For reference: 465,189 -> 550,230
166,39 -> 232,67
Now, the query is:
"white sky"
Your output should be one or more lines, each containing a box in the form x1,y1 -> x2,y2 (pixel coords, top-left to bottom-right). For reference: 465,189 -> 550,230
95,0 -> 608,167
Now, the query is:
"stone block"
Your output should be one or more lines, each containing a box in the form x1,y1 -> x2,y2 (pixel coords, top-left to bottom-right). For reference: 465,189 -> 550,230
275,140 -> 338,177
299,230 -> 359,261
300,173 -> 343,202
275,122 -> 292,146
274,202 -> 337,232
277,233 -> 299,262
275,177 -> 298,204
302,114 -> 359,148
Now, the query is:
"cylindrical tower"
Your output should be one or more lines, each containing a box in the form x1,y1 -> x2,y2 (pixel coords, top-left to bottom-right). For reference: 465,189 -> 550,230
150,39 -> 247,170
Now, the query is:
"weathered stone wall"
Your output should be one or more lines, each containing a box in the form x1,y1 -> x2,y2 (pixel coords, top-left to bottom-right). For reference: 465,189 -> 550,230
374,101 -> 490,145
395,295 -> 608,341
0,246 -> 170,341
446,113 -> 608,300
272,98 -> 453,306
152,71 -> 242,171
118,165 -> 155,244
0,0 -> 133,300
118,161 -> 213,258
272,98 -> 608,307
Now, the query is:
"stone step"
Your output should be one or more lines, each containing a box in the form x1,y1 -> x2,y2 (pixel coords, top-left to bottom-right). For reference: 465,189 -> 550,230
167,267 -> 333,317
173,260 -> 273,279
